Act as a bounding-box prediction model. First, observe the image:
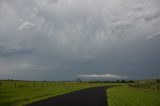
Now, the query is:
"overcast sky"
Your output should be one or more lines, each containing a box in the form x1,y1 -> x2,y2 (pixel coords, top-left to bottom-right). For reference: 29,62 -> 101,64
0,0 -> 160,81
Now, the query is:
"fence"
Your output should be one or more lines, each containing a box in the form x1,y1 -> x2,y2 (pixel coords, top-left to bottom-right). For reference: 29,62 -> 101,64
128,83 -> 160,91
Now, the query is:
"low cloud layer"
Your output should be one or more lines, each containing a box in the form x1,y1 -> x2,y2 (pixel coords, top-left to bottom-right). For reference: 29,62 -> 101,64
0,0 -> 160,80
79,74 -> 127,79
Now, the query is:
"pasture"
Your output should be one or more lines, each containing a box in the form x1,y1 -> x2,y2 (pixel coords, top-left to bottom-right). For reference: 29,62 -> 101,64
107,85 -> 160,106
1,79 -> 160,106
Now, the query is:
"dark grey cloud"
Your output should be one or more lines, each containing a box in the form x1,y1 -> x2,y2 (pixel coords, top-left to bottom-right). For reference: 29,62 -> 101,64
0,44 -> 34,57
0,0 -> 160,80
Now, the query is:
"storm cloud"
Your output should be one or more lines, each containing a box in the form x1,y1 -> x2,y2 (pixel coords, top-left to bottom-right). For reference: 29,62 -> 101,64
0,0 -> 160,80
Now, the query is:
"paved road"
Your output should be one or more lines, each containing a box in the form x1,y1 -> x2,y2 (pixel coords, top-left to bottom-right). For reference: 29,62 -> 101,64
26,86 -> 108,106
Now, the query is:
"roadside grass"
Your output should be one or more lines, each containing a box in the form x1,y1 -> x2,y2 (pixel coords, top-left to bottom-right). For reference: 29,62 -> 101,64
107,85 -> 160,106
0,80 -> 116,106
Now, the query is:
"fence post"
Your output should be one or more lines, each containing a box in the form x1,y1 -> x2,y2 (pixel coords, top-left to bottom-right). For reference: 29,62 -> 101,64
15,82 -> 16,88
26,83 -> 28,87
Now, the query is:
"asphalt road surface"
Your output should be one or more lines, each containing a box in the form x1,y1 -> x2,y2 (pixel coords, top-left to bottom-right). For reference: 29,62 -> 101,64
26,86 -> 108,106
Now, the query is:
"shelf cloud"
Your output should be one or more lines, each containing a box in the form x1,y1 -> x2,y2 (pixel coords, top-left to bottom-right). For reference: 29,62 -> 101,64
79,74 -> 127,79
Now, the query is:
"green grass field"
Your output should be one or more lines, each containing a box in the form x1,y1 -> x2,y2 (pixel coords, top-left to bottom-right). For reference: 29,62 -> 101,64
107,85 -> 160,106
2,80 -> 160,106
0,80 -> 111,106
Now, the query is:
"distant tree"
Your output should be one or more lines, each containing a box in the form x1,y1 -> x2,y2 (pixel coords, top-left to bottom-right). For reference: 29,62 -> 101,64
76,78 -> 82,83
121,80 -> 126,83
128,80 -> 134,83
156,79 -> 160,83
116,80 -> 120,83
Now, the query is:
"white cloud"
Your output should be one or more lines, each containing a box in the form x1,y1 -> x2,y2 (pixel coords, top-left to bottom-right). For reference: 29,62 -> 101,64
18,20 -> 35,30
78,74 -> 127,79
147,32 -> 160,39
